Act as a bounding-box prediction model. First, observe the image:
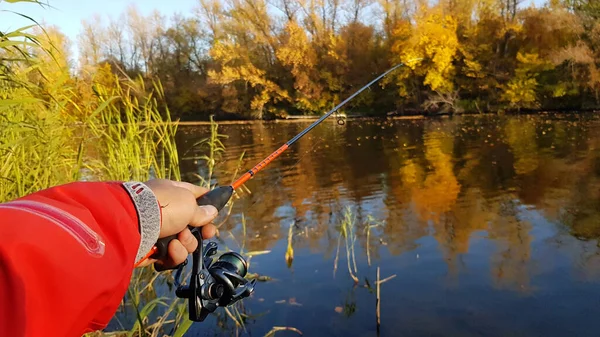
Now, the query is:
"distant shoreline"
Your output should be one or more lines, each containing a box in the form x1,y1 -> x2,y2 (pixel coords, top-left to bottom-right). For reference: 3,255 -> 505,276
172,110 -> 600,126
175,115 -> 427,125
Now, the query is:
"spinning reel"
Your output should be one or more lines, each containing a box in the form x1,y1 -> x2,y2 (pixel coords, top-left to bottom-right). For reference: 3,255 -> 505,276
172,229 -> 256,322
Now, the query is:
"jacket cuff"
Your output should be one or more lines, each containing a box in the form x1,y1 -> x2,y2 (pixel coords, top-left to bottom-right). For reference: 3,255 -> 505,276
121,182 -> 162,263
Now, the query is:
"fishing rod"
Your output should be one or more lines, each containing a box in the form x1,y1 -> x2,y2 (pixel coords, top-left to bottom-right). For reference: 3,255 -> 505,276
142,62 -> 406,322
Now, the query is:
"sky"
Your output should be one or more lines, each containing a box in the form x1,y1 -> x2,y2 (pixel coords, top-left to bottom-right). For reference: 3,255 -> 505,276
1,0 -> 199,59
2,0 -> 548,63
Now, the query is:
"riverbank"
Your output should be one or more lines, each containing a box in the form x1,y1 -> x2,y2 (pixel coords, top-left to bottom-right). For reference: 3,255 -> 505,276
175,115 -> 426,126
172,110 -> 600,126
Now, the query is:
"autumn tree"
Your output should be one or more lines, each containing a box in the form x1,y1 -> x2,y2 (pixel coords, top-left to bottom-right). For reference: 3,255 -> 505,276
390,3 -> 460,111
65,0 -> 600,119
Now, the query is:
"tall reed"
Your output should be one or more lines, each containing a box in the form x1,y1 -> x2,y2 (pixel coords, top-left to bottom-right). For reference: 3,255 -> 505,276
85,75 -> 181,182
1,1 -> 180,201
2,4 -> 184,336
0,1 -> 82,201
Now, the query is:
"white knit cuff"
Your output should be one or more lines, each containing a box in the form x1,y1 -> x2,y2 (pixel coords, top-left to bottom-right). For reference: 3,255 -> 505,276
122,182 -> 161,263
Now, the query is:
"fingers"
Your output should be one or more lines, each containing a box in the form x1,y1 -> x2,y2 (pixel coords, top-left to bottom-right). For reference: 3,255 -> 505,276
201,223 -> 217,239
189,204 -> 218,228
153,225 -> 217,270
178,227 -> 199,253
154,239 -> 189,270
171,226 -> 215,258
142,179 -> 221,271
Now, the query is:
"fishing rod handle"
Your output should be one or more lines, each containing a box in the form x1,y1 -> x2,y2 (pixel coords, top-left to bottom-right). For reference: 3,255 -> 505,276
152,185 -> 234,261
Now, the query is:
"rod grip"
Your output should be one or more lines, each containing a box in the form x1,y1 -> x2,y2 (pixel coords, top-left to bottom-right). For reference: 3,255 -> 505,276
152,185 -> 234,261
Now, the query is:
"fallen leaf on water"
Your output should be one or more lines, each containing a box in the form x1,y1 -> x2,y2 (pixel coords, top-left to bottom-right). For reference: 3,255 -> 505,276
246,273 -> 273,282
335,307 -> 343,313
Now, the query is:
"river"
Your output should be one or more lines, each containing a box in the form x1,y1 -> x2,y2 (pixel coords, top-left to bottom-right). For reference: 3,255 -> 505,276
114,114 -> 600,337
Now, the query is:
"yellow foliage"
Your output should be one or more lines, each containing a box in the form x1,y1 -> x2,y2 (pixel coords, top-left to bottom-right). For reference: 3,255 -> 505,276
501,77 -> 539,109
390,20 -> 412,45
463,57 -> 485,79
515,52 -> 551,77
209,40 -> 237,65
552,83 -> 568,98
326,33 -> 347,63
208,35 -> 289,114
276,22 -> 315,70
28,26 -> 73,93
275,20 -> 344,114
391,6 -> 459,93
275,20 -> 319,101
500,51 -> 551,109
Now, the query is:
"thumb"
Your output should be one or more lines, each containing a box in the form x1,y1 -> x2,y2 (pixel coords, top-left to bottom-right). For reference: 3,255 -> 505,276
169,181 -> 210,198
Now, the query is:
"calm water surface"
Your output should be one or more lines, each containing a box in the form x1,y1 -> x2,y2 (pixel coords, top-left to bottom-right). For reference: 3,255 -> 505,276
124,114 -> 600,336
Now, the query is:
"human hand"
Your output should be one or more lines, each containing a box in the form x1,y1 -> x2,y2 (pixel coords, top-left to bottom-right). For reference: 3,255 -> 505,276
135,179 -> 218,269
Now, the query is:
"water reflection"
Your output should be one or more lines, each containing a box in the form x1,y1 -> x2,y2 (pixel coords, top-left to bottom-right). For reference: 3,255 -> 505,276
173,114 -> 600,336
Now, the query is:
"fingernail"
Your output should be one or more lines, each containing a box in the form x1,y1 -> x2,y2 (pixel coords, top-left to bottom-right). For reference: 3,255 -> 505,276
200,205 -> 218,217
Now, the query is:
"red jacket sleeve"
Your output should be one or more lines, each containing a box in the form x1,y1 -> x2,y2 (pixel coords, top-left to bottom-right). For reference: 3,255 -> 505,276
0,181 -> 160,337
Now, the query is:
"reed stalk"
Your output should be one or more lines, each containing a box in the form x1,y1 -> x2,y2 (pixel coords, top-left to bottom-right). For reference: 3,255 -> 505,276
285,222 -> 295,267
376,267 -> 380,329
364,216 -> 384,267
340,206 -> 359,283
375,267 -> 396,333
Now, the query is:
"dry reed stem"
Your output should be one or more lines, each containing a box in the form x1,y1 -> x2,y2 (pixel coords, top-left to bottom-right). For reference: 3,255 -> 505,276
366,226 -> 372,266
350,234 -> 358,277
224,307 -> 243,328
344,212 -> 359,283
333,235 -> 342,278
364,219 -> 383,267
264,326 -> 303,336
376,267 -> 381,328
376,274 -> 396,285
246,250 -> 272,256
346,247 -> 359,283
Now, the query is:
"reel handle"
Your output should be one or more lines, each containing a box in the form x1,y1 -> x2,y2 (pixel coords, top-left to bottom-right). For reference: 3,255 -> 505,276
152,186 -> 234,261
